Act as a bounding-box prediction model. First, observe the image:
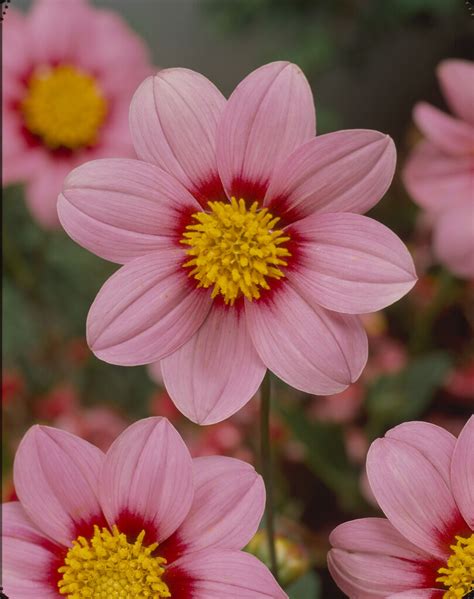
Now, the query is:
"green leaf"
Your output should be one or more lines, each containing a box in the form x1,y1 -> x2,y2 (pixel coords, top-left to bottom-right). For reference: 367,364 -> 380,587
287,571 -> 321,599
278,401 -> 364,512
365,351 -> 452,439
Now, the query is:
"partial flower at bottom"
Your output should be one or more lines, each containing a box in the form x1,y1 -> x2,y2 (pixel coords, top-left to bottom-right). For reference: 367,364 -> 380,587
2,417 -> 286,598
328,416 -> 474,598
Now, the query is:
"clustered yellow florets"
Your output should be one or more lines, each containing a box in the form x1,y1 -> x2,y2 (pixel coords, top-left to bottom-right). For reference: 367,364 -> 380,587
21,64 -> 107,150
58,525 -> 171,598
181,197 -> 291,304
437,533 -> 474,598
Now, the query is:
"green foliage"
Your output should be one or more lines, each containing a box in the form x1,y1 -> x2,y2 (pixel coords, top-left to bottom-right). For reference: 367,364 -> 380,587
365,351 -> 453,440
287,570 -> 321,599
278,399 -> 365,513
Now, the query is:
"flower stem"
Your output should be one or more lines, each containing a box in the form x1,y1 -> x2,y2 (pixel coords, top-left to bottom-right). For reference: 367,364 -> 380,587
260,371 -> 279,582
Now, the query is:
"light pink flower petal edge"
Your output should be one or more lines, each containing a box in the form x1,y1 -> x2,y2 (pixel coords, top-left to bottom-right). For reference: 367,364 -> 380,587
58,158 -> 201,264
13,425 -> 104,547
287,212 -> 416,314
99,417 -> 194,543
402,140 -> 473,214
413,102 -> 474,155
438,59 -> 474,126
161,304 -> 265,425
451,415 -> 474,529
265,129 -> 396,222
168,456 -> 265,554
217,61 -> 315,201
2,502 -> 60,599
166,549 -> 287,598
433,202 -> 474,279
246,283 -> 368,395
366,430 -> 465,561
130,68 -> 226,200
87,249 -> 212,365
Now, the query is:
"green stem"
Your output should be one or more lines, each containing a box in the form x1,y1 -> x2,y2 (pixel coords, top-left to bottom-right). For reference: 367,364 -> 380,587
260,372 -> 279,582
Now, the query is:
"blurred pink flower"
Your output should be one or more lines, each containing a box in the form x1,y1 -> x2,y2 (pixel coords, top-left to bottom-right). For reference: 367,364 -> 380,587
309,384 -> 364,424
3,417 -> 286,598
404,59 -> 474,279
444,360 -> 474,403
2,0 -> 152,228
59,61 -> 416,424
55,406 -> 129,452
328,417 -> 474,598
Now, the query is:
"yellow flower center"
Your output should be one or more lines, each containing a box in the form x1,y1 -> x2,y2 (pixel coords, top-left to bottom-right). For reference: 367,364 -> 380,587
21,65 -> 107,150
58,525 -> 171,598
181,197 -> 291,305
437,533 -> 474,598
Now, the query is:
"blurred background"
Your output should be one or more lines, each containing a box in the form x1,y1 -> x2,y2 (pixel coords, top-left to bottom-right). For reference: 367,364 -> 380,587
3,1 -> 473,597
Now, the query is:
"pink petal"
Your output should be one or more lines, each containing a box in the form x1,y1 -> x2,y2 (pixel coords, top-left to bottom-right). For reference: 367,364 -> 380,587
413,102 -> 474,155
217,61 -> 315,201
164,456 -> 265,558
366,436 -> 466,560
58,158 -> 201,264
389,591 -> 444,598
26,159 -> 72,229
265,129 -> 396,223
87,249 -> 212,365
433,201 -> 474,279
386,421 -> 456,488
3,8 -> 31,80
438,59 -> 474,125
246,284 -> 368,395
330,517 -> 431,560
99,418 -> 194,543
287,213 -> 416,314
2,116 -> 45,185
328,547 -> 428,596
148,360 -> 164,385
161,304 -> 266,424
2,502 -> 61,599
74,8 -> 151,98
13,425 -> 104,546
451,416 -> 474,529
403,140 -> 473,214
166,549 -> 287,598
129,68 -> 226,202
28,0 -> 91,64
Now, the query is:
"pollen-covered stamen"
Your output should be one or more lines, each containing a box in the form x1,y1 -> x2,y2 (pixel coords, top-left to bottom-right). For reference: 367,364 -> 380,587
58,524 -> 171,598
437,533 -> 474,599
21,65 -> 107,150
181,197 -> 291,305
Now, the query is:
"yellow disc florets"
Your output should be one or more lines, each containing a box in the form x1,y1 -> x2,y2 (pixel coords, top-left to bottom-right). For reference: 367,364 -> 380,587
21,64 -> 107,150
181,197 -> 291,304
437,533 -> 474,598
58,525 -> 171,598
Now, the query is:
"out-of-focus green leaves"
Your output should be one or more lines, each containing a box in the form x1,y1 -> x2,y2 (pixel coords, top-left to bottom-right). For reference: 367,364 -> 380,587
278,400 -> 365,513
287,570 -> 321,599
365,351 -> 453,440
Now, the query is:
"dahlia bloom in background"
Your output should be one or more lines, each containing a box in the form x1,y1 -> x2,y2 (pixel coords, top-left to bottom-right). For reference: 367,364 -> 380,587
3,417 -> 286,598
2,0 -> 152,228
59,61 -> 417,424
403,59 -> 474,279
328,417 -> 474,598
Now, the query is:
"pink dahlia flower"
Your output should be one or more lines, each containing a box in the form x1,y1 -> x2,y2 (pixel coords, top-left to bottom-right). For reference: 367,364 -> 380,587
58,61 -> 416,424
403,59 -> 474,279
328,417 -> 474,598
2,417 -> 286,598
2,0 -> 152,228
